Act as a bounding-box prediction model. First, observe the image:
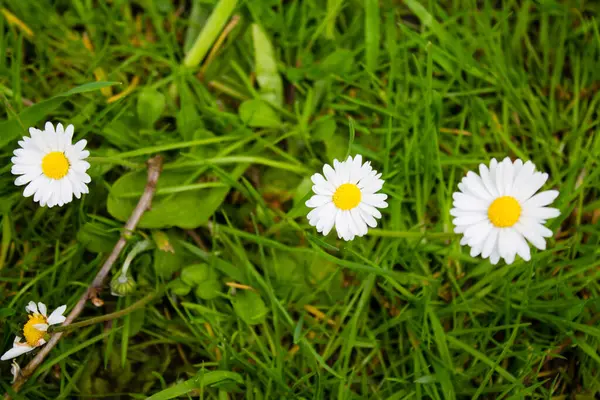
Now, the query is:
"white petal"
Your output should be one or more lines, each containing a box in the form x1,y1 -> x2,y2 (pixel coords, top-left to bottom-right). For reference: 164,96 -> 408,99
502,158 -> 515,195
479,163 -> 499,197
464,171 -> 493,201
44,121 -> 55,134
322,209 -> 338,235
495,159 -> 506,196
512,159 -> 523,179
514,172 -> 548,202
64,124 -> 74,141
312,184 -> 333,196
481,228 -> 499,258
518,217 -> 553,238
489,249 -> 500,265
523,190 -> 559,208
335,210 -> 349,240
497,229 -> 512,260
314,203 -> 336,230
510,161 -> 535,196
452,192 -> 489,211
25,301 -> 38,314
350,208 -> 368,236
14,175 -> 33,186
521,207 -> 560,220
71,160 -> 91,173
453,215 -> 489,226
359,207 -> 378,228
454,225 -> 467,234
501,228 -> 521,264
73,139 -> 87,152
61,178 -> 74,205
311,173 -> 334,191
37,302 -> 47,317
306,195 -> 331,208
47,305 -> 67,325
511,229 -> 531,261
1,343 -> 35,361
513,220 -> 547,250
32,323 -> 48,331
323,164 -> 341,187
362,193 -> 388,208
359,203 -> 382,219
335,157 -> 351,184
465,222 -> 493,247
22,177 -> 44,198
450,209 -> 487,218
470,243 -> 483,257
359,177 -> 384,194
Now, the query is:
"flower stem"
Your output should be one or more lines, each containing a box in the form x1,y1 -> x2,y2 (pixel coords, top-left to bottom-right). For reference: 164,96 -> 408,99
120,239 -> 153,279
50,288 -> 164,333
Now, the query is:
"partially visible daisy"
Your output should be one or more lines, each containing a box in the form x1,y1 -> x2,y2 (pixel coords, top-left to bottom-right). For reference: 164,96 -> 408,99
11,360 -> 21,383
306,155 -> 388,241
11,122 -> 91,208
451,157 -> 560,265
1,301 -> 67,361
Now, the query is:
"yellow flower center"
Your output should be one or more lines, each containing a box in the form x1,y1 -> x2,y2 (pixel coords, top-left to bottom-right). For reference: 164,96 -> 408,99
23,314 -> 47,346
333,183 -> 362,210
41,152 -> 70,180
488,196 -> 521,228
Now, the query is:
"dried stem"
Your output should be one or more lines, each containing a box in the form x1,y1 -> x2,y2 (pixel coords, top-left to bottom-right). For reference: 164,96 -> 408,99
7,155 -> 163,397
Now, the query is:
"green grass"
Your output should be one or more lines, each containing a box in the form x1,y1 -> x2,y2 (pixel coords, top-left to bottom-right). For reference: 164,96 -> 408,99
1,0 -> 599,398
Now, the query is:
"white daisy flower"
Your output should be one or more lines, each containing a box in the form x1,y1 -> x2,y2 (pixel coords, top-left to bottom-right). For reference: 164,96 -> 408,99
1,301 -> 67,361
306,155 -> 388,241
451,157 -> 560,265
11,121 -> 91,208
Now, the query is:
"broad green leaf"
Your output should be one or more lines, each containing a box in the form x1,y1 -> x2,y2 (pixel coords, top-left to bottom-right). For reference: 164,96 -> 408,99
181,264 -> 217,286
107,170 -> 233,229
168,278 -> 192,296
194,279 -> 221,300
252,24 -> 283,106
232,290 -> 268,325
77,222 -> 119,253
239,99 -> 281,128
146,370 -> 243,400
137,88 -> 166,128
0,81 -> 120,149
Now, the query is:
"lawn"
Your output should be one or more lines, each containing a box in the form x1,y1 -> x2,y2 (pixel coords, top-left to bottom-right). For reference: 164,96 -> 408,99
1,0 -> 599,398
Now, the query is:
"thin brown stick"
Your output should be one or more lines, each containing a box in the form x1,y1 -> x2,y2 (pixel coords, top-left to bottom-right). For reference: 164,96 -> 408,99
185,229 -> 208,251
7,155 -> 163,397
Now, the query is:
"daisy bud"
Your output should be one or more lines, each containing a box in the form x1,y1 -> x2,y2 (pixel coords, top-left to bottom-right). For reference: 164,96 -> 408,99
110,272 -> 137,297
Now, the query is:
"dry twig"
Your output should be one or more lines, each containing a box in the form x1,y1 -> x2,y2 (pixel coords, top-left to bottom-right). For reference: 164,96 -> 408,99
6,155 -> 163,397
